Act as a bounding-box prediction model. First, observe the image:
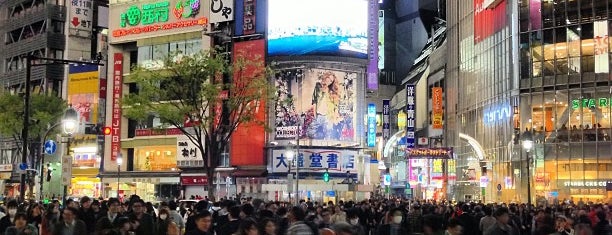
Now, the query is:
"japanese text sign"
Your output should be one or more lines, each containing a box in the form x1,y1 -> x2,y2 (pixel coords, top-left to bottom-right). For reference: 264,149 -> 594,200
432,87 -> 443,129
367,103 -> 376,147
110,0 -> 208,43
271,149 -> 358,174
69,0 -> 93,36
176,135 -> 203,161
242,0 -> 256,34
366,0 -> 379,90
382,99 -> 390,140
406,148 -> 453,159
405,84 -> 416,148
210,0 -> 234,23
111,53 -> 123,161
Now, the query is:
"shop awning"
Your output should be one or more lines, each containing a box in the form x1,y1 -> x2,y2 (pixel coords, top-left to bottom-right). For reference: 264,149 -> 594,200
233,170 -> 268,177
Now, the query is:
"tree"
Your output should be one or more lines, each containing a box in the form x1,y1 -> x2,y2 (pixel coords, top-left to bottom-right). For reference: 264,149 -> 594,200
123,48 -> 276,198
0,91 -> 67,198
0,91 -> 68,152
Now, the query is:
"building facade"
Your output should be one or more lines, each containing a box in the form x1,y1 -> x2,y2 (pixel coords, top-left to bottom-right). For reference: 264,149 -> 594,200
445,0 -> 519,202
517,0 -> 612,203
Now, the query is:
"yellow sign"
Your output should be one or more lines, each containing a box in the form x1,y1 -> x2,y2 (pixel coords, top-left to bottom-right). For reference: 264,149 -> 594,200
68,65 -> 99,124
433,159 -> 443,173
448,160 -> 456,173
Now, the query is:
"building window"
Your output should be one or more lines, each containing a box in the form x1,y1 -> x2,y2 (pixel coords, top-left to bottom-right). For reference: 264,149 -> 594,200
134,146 -> 177,171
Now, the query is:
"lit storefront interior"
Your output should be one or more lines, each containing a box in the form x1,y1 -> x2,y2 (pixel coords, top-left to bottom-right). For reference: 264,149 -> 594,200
69,141 -> 102,198
512,14 -> 612,202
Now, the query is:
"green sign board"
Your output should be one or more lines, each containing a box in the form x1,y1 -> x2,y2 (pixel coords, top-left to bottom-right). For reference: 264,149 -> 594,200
572,98 -> 612,109
120,0 -> 201,28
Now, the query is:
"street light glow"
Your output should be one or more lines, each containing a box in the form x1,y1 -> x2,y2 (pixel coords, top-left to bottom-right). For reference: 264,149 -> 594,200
117,156 -> 123,166
522,139 -> 533,152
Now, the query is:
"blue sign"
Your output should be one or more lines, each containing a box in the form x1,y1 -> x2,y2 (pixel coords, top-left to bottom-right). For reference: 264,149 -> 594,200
405,84 -> 416,148
367,103 -> 377,147
19,163 -> 28,171
383,174 -> 391,186
382,99 -> 390,140
43,140 -> 57,155
483,102 -> 512,125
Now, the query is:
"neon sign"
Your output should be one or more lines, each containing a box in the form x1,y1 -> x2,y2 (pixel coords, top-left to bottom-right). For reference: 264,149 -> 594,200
113,0 -> 207,38
483,104 -> 511,124
572,98 -> 612,109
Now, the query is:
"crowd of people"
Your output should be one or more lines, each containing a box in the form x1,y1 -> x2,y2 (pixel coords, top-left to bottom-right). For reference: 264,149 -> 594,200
0,195 -> 610,235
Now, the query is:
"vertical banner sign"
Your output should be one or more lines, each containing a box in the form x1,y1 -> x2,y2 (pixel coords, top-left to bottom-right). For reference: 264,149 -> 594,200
405,84 -> 416,148
594,20 -> 609,73
382,99 -> 390,140
367,0 -> 379,90
367,103 -> 377,147
230,39 -> 266,166
378,10 -> 385,70
67,64 -> 99,124
210,0 -> 234,23
432,87 -> 443,129
111,53 -> 123,161
69,0 -> 93,36
61,155 -> 73,186
243,0 -> 256,35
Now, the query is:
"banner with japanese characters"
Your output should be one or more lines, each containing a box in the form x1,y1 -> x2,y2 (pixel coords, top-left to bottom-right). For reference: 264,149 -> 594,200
210,0 -> 234,23
270,149 -> 358,174
69,0 -> 94,37
176,135 -> 203,162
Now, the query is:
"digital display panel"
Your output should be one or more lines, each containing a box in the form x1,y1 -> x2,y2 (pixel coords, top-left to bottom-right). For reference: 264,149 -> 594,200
267,0 -> 368,58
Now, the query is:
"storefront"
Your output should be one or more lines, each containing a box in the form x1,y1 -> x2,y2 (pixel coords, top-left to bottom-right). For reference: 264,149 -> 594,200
102,175 -> 180,201
69,138 -> 101,198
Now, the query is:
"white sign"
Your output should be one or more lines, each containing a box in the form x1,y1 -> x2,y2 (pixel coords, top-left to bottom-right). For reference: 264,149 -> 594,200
61,155 -> 73,186
209,0 -> 234,23
0,164 -> 13,172
69,0 -> 94,37
270,149 -> 358,174
176,135 -> 203,161
562,180 -> 610,187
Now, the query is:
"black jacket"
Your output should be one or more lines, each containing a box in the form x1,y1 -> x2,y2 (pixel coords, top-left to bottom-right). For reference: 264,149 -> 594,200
78,208 -> 97,233
217,219 -> 240,235
0,215 -> 13,235
52,219 -> 88,235
377,224 -> 408,235
128,213 -> 156,235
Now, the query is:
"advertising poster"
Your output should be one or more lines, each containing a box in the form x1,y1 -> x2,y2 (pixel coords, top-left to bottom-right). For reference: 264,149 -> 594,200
275,68 -> 357,142
432,87 -> 443,129
230,39 -> 266,166
378,10 -> 385,69
270,149 -> 357,174
474,0 -> 507,43
68,64 -> 99,124
594,20 -> 609,74
267,0 -> 368,58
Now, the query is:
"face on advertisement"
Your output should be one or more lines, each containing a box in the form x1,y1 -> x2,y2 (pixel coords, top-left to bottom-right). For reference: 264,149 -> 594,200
275,68 -> 356,141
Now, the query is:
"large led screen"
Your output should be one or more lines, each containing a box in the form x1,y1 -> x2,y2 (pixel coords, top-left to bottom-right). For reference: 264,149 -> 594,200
267,0 -> 368,58
275,68 -> 357,141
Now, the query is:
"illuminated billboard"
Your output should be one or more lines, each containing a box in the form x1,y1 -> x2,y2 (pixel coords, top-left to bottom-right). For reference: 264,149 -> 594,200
275,68 -> 357,141
267,0 -> 368,58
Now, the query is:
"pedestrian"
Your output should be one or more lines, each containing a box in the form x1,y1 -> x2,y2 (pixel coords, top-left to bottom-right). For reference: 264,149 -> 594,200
5,212 -> 38,235
111,217 -> 132,235
286,206 -> 316,235
377,207 -> 407,235
258,218 -> 277,235
0,200 -> 19,235
483,207 -> 514,235
185,211 -> 213,235
157,208 -> 180,235
127,199 -> 156,235
234,219 -> 259,235
52,207 -> 87,235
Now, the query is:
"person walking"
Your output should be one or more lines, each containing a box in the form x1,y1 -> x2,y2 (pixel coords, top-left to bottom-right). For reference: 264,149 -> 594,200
52,207 -> 87,235
5,213 -> 38,235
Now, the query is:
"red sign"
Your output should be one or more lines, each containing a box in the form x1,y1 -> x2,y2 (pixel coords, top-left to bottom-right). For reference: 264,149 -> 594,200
99,78 -> 107,99
243,0 -> 256,35
111,53 -> 123,161
181,176 -> 208,185
230,39 -> 266,166
474,0 -> 506,43
134,128 -> 182,137
112,17 -> 208,38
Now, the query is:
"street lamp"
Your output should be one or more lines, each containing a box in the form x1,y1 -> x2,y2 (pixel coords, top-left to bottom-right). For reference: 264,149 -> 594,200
38,106 -> 78,201
285,150 -> 294,203
521,129 -> 533,205
20,55 -> 103,202
116,154 -> 123,199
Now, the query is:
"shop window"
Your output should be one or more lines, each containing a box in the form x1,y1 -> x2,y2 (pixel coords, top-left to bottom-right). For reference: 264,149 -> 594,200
542,1 -> 554,28
581,56 -> 594,73
134,146 -> 177,171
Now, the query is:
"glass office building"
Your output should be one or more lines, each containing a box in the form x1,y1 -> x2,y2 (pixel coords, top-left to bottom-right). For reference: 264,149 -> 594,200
517,0 -> 612,203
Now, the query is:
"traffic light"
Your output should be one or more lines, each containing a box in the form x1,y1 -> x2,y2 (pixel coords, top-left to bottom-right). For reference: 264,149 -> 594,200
84,124 -> 112,135
102,126 -> 112,135
323,169 -> 330,182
